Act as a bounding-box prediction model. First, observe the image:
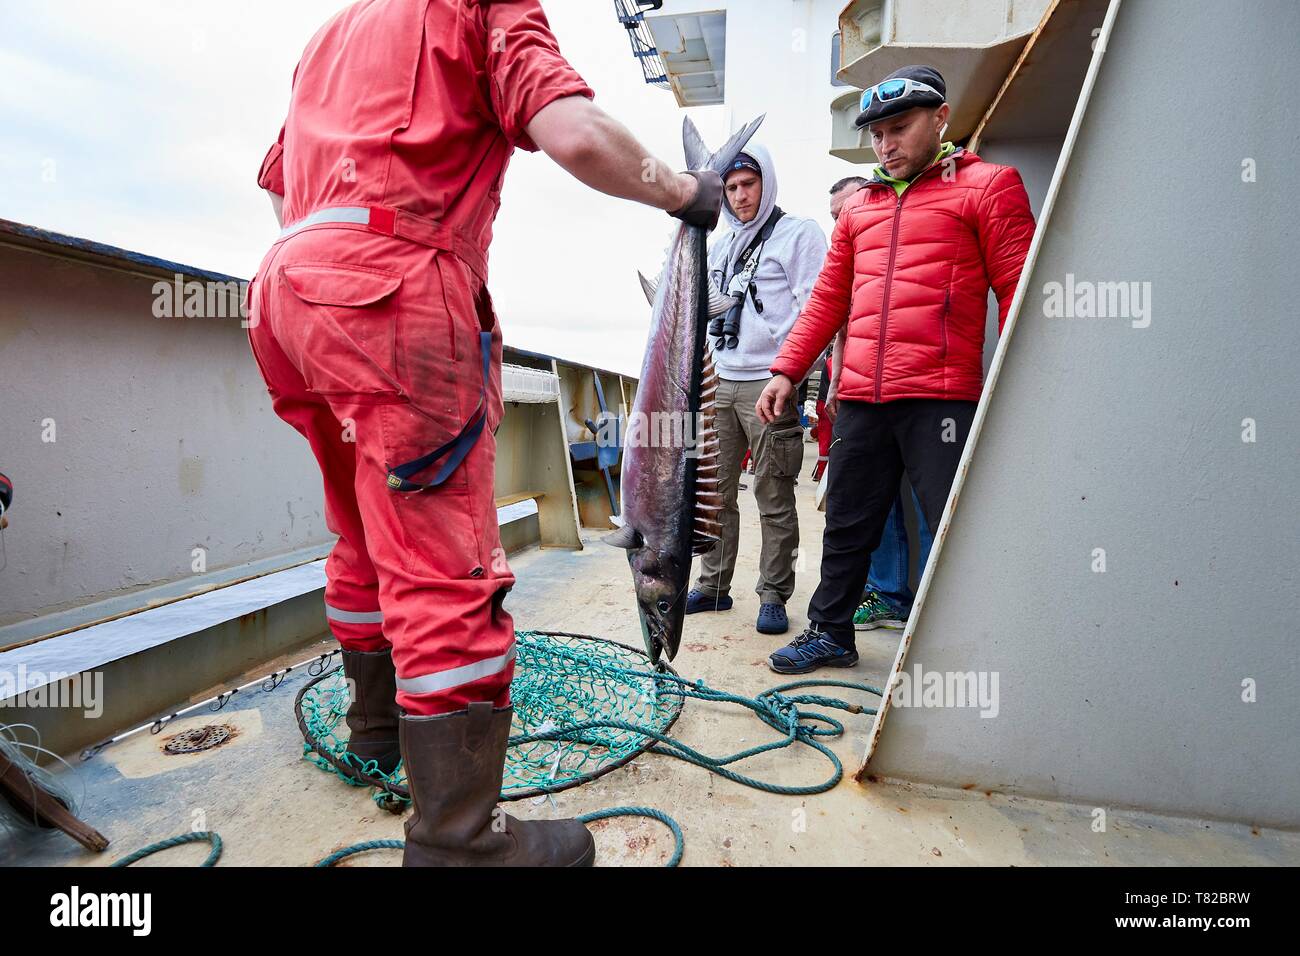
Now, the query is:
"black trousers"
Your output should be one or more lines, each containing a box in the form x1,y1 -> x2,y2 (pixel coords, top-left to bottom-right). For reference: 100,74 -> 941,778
808,398 -> 976,646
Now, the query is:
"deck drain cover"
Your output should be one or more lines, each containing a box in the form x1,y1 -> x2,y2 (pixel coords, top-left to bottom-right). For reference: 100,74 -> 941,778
164,724 -> 233,754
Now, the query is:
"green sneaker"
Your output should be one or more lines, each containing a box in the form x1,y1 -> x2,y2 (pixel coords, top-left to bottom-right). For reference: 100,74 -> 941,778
853,589 -> 906,631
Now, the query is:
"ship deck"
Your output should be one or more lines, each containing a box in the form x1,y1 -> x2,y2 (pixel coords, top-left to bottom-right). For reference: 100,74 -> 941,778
5,481 -> 1296,867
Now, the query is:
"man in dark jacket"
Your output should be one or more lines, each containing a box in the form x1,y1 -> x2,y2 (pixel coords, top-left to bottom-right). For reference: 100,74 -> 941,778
756,65 -> 1035,674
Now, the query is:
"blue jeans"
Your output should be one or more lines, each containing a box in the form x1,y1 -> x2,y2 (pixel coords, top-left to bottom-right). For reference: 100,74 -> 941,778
865,488 -> 931,615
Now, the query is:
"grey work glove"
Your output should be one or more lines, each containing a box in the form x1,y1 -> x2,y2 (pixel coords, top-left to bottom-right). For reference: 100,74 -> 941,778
670,170 -> 723,230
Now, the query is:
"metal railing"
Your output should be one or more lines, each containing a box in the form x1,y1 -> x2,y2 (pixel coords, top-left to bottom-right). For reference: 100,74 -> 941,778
613,0 -> 669,87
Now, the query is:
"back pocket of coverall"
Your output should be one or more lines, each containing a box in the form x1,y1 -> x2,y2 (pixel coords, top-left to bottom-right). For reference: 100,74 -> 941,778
278,262 -> 405,402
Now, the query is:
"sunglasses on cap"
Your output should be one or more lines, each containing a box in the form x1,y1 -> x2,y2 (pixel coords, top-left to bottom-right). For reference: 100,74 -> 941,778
859,78 -> 943,115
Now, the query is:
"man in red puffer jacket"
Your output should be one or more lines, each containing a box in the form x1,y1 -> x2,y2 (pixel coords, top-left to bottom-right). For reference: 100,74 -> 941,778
757,65 -> 1035,674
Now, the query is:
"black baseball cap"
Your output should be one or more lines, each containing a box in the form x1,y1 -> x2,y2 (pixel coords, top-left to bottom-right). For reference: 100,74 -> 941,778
854,65 -> 947,129
724,152 -> 762,181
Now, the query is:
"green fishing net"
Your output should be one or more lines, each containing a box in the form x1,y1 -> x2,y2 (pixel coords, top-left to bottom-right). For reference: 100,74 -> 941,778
295,630 -> 683,805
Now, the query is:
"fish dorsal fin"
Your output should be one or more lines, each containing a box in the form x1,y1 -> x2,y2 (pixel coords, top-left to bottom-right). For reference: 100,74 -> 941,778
603,524 -> 643,550
691,534 -> 719,556
707,278 -> 732,318
682,116 -> 710,170
692,415 -> 722,535
642,270 -> 726,315
638,271 -> 658,307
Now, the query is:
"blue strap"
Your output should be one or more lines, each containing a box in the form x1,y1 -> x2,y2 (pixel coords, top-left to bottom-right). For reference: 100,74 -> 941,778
385,330 -> 492,492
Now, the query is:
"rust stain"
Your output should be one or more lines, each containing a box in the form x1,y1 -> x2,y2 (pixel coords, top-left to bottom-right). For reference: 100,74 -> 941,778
237,608 -> 267,631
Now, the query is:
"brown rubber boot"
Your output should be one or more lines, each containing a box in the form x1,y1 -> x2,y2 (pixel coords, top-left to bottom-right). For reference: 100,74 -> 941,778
339,648 -> 401,779
400,702 -> 596,867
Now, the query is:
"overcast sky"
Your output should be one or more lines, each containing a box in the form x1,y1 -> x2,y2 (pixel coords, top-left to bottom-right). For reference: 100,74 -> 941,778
0,1 -> 732,376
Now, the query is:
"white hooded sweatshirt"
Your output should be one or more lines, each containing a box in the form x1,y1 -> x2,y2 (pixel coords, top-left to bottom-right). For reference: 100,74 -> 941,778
706,143 -> 828,382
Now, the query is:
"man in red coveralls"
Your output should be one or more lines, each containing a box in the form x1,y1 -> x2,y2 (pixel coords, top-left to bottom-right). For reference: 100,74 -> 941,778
247,0 -> 721,867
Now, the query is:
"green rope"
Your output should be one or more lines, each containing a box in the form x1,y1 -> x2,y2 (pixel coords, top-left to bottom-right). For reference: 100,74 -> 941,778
314,839 -> 405,867
577,806 -> 684,867
111,831 -> 222,867
510,671 -> 882,795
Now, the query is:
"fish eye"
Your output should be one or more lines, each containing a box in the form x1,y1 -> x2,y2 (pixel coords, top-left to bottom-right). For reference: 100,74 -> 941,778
656,600 -> 671,613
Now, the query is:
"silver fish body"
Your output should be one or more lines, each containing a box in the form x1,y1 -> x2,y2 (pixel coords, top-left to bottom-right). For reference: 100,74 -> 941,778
608,115 -> 764,663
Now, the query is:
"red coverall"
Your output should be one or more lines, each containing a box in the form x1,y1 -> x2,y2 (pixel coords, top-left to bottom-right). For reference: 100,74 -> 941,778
246,0 -> 592,716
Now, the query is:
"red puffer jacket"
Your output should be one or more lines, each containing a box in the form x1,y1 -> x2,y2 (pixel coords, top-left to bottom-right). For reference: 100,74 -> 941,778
771,149 -> 1034,403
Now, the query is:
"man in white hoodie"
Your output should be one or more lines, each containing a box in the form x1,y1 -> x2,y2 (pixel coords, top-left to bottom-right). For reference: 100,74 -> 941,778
684,145 -> 829,635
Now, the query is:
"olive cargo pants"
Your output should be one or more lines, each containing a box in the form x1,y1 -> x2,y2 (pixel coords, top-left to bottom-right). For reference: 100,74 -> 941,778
694,377 -> 804,605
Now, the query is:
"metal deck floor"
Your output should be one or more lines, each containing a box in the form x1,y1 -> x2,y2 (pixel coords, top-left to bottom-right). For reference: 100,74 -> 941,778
5,479 -> 1297,866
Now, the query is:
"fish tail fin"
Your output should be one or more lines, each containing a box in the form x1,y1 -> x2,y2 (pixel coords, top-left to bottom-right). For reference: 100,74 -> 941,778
682,116 -> 710,170
682,114 -> 766,175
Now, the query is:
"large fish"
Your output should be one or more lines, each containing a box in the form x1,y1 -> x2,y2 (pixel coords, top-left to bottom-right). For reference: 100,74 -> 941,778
606,115 -> 765,664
